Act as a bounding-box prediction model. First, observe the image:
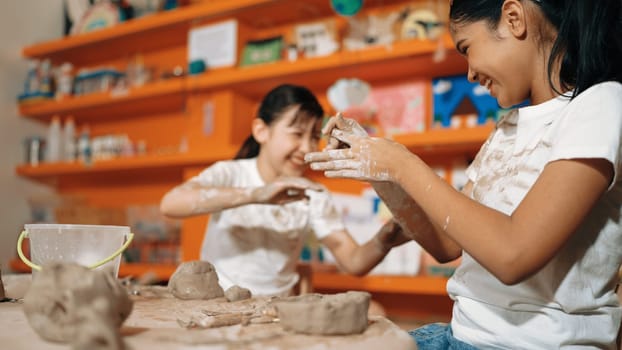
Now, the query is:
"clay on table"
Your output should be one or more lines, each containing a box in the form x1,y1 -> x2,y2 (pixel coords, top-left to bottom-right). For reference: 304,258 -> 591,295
225,285 -> 252,302
274,291 -> 371,335
22,262 -> 133,347
168,261 -> 224,300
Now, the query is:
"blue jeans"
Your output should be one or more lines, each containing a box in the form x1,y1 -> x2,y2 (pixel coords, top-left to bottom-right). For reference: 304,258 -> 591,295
409,323 -> 479,350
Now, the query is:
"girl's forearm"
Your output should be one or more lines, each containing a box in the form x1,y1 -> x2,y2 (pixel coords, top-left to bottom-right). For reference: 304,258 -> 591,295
339,237 -> 391,276
160,183 -> 255,218
371,181 -> 462,262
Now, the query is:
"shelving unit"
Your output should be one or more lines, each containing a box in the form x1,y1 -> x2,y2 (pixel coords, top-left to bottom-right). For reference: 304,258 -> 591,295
16,125 -> 491,182
20,37 -> 465,122
14,0 -> 483,318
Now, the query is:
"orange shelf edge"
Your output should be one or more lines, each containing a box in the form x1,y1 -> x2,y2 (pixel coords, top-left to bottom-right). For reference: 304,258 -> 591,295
395,125 -> 493,149
187,37 -> 458,91
9,257 -> 30,274
15,149 -> 238,179
9,257 -> 176,282
312,271 -> 449,296
14,127 -> 489,179
118,262 -> 177,281
22,0 -> 275,58
10,257 -> 447,296
18,79 -> 185,120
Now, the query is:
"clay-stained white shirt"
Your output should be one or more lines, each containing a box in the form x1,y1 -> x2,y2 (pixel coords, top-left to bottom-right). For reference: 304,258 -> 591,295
191,158 -> 344,296
448,82 -> 622,349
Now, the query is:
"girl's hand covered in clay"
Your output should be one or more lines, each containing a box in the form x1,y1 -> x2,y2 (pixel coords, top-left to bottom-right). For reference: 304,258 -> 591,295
374,219 -> 410,252
305,129 -> 411,182
252,176 -> 324,205
322,113 -> 369,151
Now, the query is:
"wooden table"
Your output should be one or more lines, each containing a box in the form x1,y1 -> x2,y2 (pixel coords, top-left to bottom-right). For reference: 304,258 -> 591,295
1,274 -> 417,350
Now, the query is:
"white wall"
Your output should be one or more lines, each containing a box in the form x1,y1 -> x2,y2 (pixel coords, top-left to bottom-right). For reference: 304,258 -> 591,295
0,1 -> 64,271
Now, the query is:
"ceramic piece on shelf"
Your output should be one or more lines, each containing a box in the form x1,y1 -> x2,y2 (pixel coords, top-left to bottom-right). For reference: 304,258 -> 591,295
240,36 -> 284,66
327,78 -> 370,112
294,20 -> 339,58
343,11 -> 400,51
71,0 -> 122,35
330,0 -> 364,16
400,8 -> 444,40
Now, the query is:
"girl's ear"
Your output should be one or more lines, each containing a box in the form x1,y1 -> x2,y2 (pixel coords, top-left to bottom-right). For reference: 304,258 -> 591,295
501,0 -> 527,38
252,118 -> 269,144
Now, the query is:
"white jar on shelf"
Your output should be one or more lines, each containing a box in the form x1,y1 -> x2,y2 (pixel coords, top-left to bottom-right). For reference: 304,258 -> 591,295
45,116 -> 62,163
63,116 -> 76,162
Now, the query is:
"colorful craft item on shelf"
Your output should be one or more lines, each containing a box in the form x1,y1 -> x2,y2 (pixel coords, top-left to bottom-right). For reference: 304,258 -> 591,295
188,59 -> 206,75
400,8 -> 444,40
432,74 -> 501,129
342,80 -> 427,136
327,78 -> 370,112
188,20 -> 238,69
330,0 -> 364,16
240,36 -> 284,66
18,59 -> 54,103
73,68 -> 125,95
71,0 -> 123,35
295,20 -> 339,58
343,11 -> 400,50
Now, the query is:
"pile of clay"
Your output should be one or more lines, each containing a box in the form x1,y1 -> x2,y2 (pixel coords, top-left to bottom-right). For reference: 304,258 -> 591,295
168,260 -> 224,299
168,260 -> 251,302
273,291 -> 371,335
23,262 -> 133,350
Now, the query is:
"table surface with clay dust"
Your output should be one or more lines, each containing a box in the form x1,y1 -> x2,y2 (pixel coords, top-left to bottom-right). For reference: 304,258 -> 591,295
0,274 -> 417,350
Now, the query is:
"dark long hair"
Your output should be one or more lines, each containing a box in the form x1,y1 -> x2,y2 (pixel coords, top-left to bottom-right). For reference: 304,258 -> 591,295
234,84 -> 324,159
449,0 -> 622,98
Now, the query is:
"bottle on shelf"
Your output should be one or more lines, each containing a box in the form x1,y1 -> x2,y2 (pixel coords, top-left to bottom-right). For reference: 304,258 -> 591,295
45,116 -> 62,163
63,116 -> 76,162
77,125 -> 91,165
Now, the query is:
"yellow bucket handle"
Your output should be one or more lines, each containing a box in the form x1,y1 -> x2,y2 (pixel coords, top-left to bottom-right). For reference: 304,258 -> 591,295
16,230 -> 134,272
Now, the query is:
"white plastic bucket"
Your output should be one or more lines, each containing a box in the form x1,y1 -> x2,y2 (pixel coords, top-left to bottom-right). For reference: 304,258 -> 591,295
17,224 -> 134,277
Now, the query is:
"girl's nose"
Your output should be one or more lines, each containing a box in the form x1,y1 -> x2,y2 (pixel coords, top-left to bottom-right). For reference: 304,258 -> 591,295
467,66 -> 478,83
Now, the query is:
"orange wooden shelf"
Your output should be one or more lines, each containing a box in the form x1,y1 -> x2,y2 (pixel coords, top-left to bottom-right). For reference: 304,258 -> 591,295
19,79 -> 185,121
22,0 -> 275,59
118,262 -> 177,281
11,257 -> 448,295
187,37 -> 465,97
10,257 -> 176,282
396,125 -> 493,154
312,269 -> 448,296
9,257 -> 30,274
22,0 -> 415,61
15,127 -> 490,180
15,149 -> 237,179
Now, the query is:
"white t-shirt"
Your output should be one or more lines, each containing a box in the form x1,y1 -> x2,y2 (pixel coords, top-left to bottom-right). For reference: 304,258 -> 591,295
190,158 -> 345,296
448,82 -> 622,349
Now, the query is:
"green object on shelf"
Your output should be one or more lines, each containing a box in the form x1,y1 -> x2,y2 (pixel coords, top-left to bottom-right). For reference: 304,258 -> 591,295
188,59 -> 206,75
331,0 -> 364,16
241,36 -> 283,66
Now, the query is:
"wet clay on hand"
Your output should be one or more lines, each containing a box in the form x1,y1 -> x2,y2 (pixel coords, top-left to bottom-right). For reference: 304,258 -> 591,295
225,285 -> 252,302
22,262 -> 133,346
168,261 -> 224,300
274,291 -> 371,335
